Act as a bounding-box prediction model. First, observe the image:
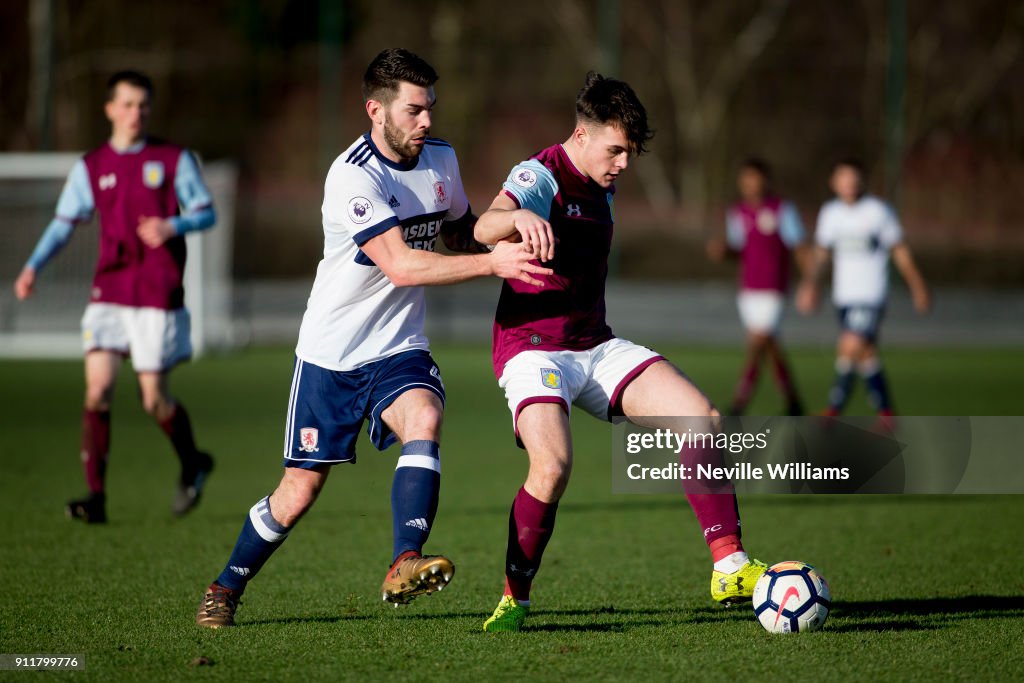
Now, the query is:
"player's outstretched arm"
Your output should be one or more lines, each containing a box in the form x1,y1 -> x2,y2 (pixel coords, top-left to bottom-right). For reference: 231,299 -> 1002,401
796,246 -> 830,314
891,243 -> 931,313
474,192 -> 555,262
13,267 -> 36,300
361,227 -> 552,288
17,160 -> 94,297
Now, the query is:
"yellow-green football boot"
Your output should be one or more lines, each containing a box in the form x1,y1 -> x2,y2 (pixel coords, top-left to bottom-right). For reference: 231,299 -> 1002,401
482,595 -> 529,632
711,558 -> 768,605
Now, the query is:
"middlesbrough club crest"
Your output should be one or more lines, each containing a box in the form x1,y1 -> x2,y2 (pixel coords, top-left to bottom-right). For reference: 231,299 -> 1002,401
298,427 -> 320,453
434,181 -> 447,205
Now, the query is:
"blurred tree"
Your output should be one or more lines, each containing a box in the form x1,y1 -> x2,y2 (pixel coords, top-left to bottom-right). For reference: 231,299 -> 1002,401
622,0 -> 782,232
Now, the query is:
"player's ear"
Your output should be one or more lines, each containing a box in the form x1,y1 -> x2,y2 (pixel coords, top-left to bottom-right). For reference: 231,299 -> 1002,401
365,99 -> 385,125
571,124 -> 589,148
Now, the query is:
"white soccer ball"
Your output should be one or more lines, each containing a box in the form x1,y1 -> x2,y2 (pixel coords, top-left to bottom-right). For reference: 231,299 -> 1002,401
752,561 -> 831,633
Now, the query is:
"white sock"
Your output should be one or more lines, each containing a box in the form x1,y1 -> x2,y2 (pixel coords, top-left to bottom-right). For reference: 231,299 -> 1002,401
714,551 -> 749,574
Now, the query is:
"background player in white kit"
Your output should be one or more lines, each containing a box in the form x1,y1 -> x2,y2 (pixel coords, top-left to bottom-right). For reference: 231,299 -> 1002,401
195,48 -> 550,628
798,158 -> 930,417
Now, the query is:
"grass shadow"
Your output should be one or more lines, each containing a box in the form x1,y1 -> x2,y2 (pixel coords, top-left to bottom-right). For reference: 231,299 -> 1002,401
245,613 -> 374,626
826,620 -> 940,633
831,595 -> 1024,622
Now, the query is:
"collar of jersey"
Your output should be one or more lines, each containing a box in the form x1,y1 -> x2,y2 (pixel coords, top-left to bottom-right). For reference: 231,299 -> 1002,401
363,132 -> 420,172
107,138 -> 148,155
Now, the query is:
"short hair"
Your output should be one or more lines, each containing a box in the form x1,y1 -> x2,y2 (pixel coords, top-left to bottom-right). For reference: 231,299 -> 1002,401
833,156 -> 866,178
362,48 -> 438,104
575,71 -> 654,155
740,157 -> 773,181
106,70 -> 153,101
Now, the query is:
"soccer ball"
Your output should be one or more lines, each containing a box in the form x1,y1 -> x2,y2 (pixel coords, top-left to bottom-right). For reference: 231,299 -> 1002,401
752,561 -> 831,633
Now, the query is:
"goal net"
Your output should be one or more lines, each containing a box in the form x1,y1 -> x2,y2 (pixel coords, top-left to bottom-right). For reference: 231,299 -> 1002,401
0,153 -> 237,358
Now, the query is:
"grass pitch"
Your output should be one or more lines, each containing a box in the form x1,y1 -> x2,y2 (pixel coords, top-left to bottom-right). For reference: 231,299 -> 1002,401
1,345 -> 1022,681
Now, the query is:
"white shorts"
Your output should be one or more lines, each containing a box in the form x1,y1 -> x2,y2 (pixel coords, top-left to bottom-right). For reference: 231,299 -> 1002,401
81,303 -> 192,372
498,337 -> 664,442
737,290 -> 785,335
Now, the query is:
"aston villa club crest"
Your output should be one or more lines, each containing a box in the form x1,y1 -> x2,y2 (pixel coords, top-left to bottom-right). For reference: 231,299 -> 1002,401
299,427 -> 320,453
756,208 -> 779,235
434,181 -> 447,205
142,161 -> 164,188
540,368 -> 562,390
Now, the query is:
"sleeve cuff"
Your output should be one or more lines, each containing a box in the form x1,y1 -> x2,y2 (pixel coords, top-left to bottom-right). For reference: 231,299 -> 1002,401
502,189 -> 522,208
352,216 -> 401,246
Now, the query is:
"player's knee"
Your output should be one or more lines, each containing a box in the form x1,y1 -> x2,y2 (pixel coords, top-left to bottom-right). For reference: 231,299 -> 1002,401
84,385 -> 114,411
529,459 -> 572,500
750,333 -> 772,350
400,403 -> 444,441
414,403 -> 444,436
707,407 -> 723,433
140,392 -> 171,418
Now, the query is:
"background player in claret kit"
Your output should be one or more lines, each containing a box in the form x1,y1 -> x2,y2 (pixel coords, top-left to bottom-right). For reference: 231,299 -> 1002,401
708,158 -> 808,416
195,48 -> 550,628
797,158 -> 930,417
13,70 -> 217,524
473,72 -> 768,633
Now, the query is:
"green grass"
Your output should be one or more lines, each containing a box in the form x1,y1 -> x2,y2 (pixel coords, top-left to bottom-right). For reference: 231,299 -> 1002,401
1,345 -> 1023,681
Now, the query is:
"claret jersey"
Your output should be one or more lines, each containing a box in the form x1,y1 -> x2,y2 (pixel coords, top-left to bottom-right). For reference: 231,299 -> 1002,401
491,143 -> 616,376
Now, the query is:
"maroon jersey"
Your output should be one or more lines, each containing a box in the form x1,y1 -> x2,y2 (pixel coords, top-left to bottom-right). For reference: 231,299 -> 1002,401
491,144 -> 615,376
83,140 -> 188,309
726,197 -> 806,293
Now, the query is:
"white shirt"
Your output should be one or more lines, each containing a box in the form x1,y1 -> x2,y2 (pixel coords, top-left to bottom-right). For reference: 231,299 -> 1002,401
295,133 -> 470,371
815,195 -> 903,306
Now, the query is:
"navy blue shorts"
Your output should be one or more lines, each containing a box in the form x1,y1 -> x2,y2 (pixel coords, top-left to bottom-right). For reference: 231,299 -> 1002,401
836,305 -> 885,343
282,350 -> 445,468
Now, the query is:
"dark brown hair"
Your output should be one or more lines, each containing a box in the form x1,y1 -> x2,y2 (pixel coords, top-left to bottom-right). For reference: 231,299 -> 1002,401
362,48 -> 438,104
106,70 -> 153,101
575,71 -> 653,155
740,157 -> 773,181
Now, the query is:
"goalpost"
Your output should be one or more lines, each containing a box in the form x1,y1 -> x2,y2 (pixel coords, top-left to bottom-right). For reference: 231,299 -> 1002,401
0,153 -> 238,358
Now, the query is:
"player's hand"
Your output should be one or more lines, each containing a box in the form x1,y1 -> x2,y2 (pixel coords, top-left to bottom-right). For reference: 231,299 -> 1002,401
512,209 -> 555,262
14,267 -> 36,300
796,281 -> 818,314
912,286 -> 931,314
489,240 -> 554,286
706,238 -> 728,263
136,216 -> 177,248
